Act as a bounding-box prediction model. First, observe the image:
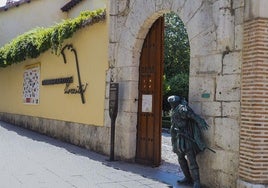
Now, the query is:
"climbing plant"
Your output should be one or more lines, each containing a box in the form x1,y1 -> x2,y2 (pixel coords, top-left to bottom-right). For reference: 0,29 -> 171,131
0,8 -> 106,68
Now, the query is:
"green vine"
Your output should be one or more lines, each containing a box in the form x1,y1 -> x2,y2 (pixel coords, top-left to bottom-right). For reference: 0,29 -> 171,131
0,8 -> 106,68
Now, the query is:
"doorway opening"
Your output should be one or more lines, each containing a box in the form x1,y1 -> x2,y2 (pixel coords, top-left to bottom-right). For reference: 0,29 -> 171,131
135,12 -> 190,169
161,12 -> 190,172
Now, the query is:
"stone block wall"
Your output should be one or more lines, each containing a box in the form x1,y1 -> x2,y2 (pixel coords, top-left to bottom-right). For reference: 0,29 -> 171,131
107,0 -> 244,187
188,1 -> 243,187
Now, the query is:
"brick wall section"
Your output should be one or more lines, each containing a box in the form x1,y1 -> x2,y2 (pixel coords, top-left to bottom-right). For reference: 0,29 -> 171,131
240,18 -> 268,184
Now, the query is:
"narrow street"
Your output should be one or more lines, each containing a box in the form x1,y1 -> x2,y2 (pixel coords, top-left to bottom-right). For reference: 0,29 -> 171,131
0,121 -> 189,188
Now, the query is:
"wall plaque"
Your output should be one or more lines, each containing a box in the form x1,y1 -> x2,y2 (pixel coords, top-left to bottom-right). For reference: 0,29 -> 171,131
42,76 -> 73,85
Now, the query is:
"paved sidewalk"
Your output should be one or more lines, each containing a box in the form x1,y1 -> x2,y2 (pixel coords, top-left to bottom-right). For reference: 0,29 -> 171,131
0,121 -> 190,188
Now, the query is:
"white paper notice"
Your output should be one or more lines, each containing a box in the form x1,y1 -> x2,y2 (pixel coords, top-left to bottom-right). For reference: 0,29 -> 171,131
142,94 -> 153,112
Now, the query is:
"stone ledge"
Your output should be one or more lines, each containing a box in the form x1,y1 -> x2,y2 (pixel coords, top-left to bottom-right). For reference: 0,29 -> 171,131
0,112 -> 110,156
237,179 -> 268,188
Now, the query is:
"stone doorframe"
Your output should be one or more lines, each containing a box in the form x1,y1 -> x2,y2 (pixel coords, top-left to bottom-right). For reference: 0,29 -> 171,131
107,0 -> 243,187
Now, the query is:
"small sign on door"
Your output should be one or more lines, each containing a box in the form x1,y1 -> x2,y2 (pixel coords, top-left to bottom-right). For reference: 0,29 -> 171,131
142,94 -> 153,112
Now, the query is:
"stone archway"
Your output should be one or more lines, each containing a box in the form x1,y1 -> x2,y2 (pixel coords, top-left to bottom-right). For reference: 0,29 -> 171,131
108,0 -> 243,187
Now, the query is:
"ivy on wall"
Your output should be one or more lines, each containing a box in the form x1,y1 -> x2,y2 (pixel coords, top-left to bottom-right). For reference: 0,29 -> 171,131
0,8 -> 106,68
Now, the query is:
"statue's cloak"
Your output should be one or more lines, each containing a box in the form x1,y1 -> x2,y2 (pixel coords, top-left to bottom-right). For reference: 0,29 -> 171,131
171,104 -> 207,155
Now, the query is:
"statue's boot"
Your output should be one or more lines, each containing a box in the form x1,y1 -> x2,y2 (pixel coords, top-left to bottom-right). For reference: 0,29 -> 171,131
191,168 -> 201,188
177,159 -> 193,185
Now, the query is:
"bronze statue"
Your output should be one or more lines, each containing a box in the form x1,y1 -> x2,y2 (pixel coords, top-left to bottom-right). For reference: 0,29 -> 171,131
167,95 -> 211,188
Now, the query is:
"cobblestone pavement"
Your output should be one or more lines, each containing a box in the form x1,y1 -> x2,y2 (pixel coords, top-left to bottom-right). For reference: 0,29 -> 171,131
0,121 -> 191,188
159,131 -> 181,174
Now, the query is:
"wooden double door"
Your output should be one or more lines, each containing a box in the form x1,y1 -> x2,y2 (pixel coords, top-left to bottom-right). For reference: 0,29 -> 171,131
136,17 -> 164,166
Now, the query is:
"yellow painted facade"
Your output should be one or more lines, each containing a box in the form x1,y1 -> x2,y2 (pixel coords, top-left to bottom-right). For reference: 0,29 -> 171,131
0,21 -> 108,126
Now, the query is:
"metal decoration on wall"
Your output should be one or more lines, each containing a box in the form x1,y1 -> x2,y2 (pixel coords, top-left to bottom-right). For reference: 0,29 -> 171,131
64,83 -> 88,94
60,44 -> 87,104
42,76 -> 73,85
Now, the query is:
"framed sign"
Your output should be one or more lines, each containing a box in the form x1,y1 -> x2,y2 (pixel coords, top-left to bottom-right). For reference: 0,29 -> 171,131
23,63 -> 40,104
142,94 -> 153,112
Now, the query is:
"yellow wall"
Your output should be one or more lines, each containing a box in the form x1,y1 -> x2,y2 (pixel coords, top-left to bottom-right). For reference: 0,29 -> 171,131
0,21 -> 108,126
0,0 -> 67,47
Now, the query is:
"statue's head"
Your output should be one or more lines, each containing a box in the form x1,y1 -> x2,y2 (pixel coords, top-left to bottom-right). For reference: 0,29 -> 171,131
167,95 -> 181,108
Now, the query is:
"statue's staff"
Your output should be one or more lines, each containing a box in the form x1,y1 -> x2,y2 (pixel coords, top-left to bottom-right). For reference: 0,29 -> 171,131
174,128 -> 216,153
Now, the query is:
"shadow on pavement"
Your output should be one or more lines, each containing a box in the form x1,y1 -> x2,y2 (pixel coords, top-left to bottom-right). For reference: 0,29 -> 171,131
0,121 -> 190,188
